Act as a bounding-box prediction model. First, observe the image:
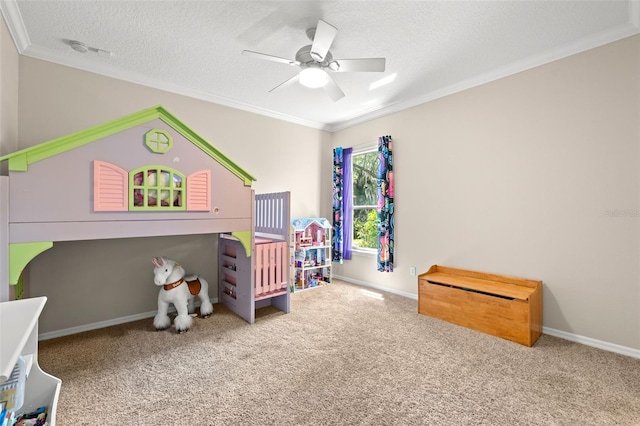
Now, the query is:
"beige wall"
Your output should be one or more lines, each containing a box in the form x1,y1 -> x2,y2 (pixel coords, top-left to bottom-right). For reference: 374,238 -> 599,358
16,57 -> 329,333
329,35 -> 640,350
0,14 -> 19,302
0,14 -> 18,174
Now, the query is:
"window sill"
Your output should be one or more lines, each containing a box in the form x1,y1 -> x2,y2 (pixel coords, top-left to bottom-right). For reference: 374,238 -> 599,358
350,248 -> 376,257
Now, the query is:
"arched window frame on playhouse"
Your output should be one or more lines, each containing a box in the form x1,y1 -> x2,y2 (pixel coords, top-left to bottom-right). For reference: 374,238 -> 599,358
93,160 -> 212,213
145,129 -> 173,154
129,165 -> 186,211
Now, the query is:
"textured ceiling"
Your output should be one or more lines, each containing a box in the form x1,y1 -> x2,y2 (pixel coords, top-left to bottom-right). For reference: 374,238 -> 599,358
2,1 -> 638,131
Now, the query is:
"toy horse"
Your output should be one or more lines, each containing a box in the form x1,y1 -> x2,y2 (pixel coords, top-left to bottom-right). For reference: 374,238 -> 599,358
152,256 -> 214,333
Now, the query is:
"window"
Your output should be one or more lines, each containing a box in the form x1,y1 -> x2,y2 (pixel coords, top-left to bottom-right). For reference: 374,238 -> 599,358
145,129 -> 173,153
332,137 -> 393,269
129,166 -> 185,210
351,148 -> 379,251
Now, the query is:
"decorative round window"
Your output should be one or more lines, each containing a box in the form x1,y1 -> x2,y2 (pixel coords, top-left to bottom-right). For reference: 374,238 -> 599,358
145,129 -> 173,154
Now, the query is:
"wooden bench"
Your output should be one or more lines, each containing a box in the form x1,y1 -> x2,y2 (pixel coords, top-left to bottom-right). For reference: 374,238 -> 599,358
418,265 -> 542,346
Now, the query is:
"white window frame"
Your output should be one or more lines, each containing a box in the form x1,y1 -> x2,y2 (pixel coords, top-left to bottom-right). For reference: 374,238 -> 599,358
350,146 -> 378,256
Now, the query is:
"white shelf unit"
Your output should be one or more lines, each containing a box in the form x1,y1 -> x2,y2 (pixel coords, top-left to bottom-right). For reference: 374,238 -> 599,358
291,218 -> 332,292
0,296 -> 61,424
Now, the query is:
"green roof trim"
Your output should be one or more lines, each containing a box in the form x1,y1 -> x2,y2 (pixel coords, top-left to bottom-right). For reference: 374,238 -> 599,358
8,154 -> 28,172
0,106 -> 256,186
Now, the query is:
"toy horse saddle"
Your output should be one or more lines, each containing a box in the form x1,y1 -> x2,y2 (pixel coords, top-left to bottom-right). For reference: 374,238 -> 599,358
163,278 -> 202,295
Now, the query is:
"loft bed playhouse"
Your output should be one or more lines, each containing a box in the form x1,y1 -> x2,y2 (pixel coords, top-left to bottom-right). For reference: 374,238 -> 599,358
0,106 -> 291,324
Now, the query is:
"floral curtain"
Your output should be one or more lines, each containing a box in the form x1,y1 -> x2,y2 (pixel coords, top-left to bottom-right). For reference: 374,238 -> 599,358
377,136 -> 394,272
332,147 -> 353,263
332,147 -> 344,263
342,149 -> 353,261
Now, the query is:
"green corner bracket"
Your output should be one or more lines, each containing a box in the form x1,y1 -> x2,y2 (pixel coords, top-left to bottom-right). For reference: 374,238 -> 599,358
14,275 -> 24,300
231,231 -> 252,257
9,242 -> 53,285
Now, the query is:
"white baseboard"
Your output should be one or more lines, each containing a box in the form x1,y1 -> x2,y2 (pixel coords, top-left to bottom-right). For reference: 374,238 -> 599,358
333,274 -> 418,300
39,297 -> 219,341
41,277 -> 640,360
541,326 -> 640,359
333,274 -> 640,360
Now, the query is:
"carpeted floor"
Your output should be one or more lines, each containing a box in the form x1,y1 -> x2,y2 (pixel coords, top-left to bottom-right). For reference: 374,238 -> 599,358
38,280 -> 640,425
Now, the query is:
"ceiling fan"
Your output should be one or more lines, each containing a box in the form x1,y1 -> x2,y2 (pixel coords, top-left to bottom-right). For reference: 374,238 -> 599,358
242,19 -> 386,101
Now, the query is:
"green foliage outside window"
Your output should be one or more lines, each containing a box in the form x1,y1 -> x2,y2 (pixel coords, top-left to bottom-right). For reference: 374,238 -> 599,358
353,209 -> 378,249
352,150 -> 379,250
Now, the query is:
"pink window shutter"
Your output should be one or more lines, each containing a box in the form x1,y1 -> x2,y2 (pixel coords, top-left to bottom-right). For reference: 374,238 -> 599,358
186,170 -> 211,211
93,160 -> 128,211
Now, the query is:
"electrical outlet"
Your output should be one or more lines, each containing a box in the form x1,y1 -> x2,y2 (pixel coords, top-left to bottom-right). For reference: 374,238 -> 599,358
409,266 -> 416,276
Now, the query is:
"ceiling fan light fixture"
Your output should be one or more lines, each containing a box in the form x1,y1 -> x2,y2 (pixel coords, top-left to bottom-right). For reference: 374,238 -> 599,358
299,67 -> 329,88
244,19 -> 385,101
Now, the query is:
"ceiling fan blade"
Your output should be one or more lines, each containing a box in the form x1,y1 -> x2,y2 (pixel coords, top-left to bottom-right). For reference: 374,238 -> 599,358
242,50 -> 299,66
269,75 -> 300,92
310,19 -> 337,62
323,74 -> 345,102
333,58 -> 386,72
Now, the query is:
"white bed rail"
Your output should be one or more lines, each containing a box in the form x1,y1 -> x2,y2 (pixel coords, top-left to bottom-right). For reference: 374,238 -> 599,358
255,192 -> 290,238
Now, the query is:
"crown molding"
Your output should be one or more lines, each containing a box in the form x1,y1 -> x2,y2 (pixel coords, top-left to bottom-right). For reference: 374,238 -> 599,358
329,20 -> 640,132
4,1 -> 639,133
20,44 -> 332,132
0,0 -> 30,51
